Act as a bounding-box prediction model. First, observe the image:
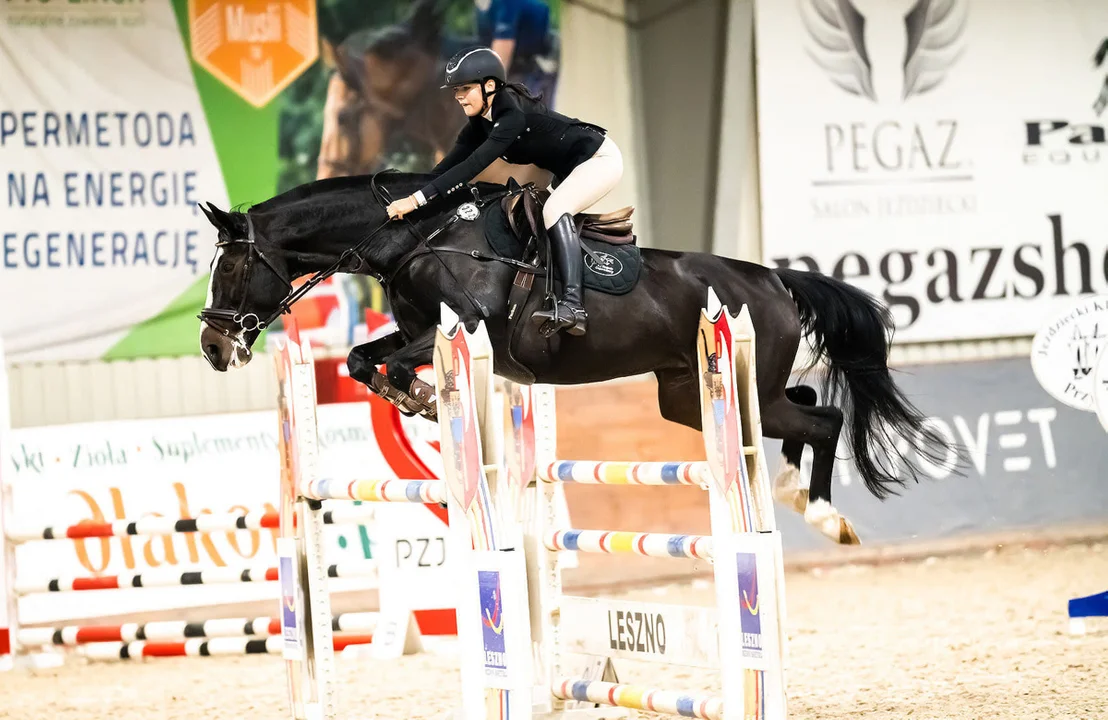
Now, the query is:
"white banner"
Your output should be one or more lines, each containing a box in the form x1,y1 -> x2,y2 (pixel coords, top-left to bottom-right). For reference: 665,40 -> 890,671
754,0 -> 1108,342
0,0 -> 225,361
4,402 -> 446,625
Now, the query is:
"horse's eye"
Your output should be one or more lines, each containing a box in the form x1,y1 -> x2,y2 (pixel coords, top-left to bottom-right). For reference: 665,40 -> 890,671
219,261 -> 235,274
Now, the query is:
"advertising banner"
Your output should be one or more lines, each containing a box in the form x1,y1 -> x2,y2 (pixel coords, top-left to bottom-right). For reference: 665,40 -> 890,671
754,0 -> 1108,343
3,401 -> 447,624
767,357 -> 1108,553
0,0 -> 562,362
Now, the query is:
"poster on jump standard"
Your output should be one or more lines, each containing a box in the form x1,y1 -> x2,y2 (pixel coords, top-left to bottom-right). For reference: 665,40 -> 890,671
754,0 -> 1108,342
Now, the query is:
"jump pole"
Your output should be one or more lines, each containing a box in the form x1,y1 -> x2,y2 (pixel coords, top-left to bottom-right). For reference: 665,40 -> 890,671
0,335 -> 12,672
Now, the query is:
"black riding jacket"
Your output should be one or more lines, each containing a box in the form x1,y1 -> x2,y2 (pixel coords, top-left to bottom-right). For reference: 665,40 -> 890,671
420,88 -> 606,201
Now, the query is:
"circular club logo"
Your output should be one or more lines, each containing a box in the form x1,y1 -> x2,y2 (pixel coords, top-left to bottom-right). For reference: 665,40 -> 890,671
1031,295 -> 1108,411
585,252 -> 622,277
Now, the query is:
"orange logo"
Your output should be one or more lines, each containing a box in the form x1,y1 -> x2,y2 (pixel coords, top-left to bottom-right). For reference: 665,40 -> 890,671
188,0 -> 318,108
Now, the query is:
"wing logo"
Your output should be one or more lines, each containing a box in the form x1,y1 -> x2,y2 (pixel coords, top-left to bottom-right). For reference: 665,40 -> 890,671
741,574 -> 760,616
483,588 -> 504,635
799,0 -> 968,103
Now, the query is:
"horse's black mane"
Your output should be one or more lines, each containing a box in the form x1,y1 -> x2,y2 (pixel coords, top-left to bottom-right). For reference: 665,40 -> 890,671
240,171 -> 509,229
247,172 -> 434,214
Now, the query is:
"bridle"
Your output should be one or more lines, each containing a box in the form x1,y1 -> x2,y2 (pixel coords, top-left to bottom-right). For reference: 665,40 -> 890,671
198,171 -> 532,351
197,196 -> 392,346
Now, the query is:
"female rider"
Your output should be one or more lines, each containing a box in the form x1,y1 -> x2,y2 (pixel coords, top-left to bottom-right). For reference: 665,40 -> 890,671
385,46 -> 624,337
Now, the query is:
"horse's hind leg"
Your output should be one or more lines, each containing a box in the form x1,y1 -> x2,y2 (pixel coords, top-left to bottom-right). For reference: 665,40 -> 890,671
763,392 -> 860,545
773,385 -> 817,515
655,368 -> 703,431
658,363 -> 860,544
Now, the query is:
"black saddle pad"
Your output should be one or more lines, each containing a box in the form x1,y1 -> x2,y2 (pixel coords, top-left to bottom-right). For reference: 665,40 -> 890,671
484,199 -> 641,295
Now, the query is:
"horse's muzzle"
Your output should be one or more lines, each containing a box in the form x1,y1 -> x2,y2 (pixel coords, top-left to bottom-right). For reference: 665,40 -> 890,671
200,322 -> 252,371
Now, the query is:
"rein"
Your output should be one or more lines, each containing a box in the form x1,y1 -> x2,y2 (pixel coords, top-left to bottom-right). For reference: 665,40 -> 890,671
199,171 -> 529,342
197,204 -> 391,335
370,171 -> 529,320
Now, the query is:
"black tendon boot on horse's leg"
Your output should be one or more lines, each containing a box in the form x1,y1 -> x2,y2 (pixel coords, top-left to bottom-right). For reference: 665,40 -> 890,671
531,212 -> 588,337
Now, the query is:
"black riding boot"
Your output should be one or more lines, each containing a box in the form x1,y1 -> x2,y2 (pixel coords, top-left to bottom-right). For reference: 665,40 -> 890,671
531,212 -> 588,336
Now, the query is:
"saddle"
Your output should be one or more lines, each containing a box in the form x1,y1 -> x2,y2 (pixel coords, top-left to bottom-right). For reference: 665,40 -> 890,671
485,185 -> 642,293
503,188 -> 637,247
480,183 -> 643,343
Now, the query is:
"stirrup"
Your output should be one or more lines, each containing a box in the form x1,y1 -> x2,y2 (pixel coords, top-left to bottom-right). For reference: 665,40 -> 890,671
531,301 -> 587,337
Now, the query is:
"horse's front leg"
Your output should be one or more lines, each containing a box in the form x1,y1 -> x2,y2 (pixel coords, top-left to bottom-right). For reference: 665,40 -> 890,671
347,331 -> 433,417
381,327 -> 439,422
347,331 -> 405,388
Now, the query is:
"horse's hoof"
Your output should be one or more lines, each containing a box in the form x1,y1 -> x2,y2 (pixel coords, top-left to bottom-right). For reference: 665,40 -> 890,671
804,498 -> 862,545
837,518 -> 861,545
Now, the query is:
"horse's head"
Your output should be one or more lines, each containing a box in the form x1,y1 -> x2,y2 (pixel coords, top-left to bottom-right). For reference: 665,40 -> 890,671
197,202 -> 293,371
197,174 -> 426,370
317,39 -> 386,179
316,0 -> 445,178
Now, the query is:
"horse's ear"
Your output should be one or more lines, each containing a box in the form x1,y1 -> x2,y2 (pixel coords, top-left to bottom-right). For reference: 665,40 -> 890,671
199,202 -> 217,226
331,44 -> 363,91
202,202 -> 236,234
320,36 -> 337,69
406,0 -> 443,50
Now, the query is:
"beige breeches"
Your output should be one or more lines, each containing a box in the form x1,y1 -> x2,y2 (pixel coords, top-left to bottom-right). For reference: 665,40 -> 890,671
542,136 -> 624,228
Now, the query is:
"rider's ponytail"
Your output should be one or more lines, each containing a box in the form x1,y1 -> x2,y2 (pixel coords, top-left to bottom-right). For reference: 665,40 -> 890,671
500,81 -> 546,110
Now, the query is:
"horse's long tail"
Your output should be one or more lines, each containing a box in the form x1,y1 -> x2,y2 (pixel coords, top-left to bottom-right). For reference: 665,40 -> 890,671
773,267 -> 959,499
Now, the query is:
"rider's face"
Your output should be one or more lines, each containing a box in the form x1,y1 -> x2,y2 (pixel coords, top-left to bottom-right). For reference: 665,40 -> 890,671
453,80 -> 498,117
453,83 -> 483,116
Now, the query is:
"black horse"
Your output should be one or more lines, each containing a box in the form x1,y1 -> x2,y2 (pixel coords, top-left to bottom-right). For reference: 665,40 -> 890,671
198,172 -> 955,545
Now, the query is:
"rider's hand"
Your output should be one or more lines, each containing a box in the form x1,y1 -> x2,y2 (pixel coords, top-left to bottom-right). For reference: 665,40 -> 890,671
387,195 -> 420,220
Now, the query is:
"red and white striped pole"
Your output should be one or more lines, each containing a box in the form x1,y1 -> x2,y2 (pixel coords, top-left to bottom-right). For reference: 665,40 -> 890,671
0,334 -> 13,672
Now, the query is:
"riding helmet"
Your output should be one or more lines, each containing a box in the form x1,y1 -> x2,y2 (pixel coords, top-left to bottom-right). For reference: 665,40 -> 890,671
441,47 -> 506,89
